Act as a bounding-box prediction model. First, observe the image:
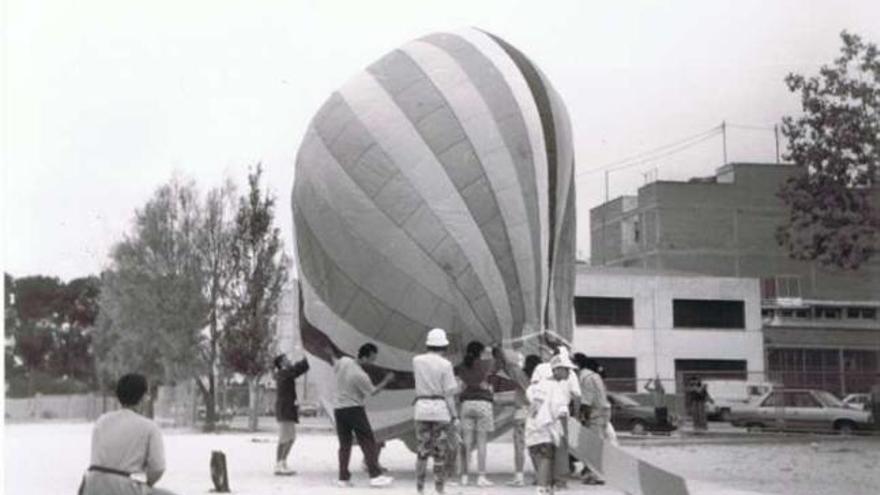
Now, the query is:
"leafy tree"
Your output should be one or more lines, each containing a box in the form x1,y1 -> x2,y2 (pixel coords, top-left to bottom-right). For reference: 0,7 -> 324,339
221,165 -> 289,431
193,181 -> 237,431
777,31 -> 880,269
5,274 -> 100,396
95,178 -> 209,416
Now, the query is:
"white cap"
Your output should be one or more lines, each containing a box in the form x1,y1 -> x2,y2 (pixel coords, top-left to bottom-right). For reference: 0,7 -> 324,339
550,353 -> 576,370
426,328 -> 449,347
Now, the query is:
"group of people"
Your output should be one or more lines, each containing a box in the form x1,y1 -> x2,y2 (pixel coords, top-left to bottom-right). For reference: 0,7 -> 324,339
284,327 -> 617,494
80,330 -> 615,495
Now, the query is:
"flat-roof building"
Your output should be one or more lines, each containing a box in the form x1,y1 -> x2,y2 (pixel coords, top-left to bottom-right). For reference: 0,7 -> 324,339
589,163 -> 879,395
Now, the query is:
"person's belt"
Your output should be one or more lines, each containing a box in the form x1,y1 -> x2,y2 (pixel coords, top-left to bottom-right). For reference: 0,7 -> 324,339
88,465 -> 131,478
413,395 -> 446,404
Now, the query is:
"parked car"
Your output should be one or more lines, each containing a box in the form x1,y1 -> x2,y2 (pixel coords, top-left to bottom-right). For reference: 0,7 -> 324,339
729,388 -> 873,434
842,393 -> 870,411
704,380 -> 775,421
608,392 -> 678,435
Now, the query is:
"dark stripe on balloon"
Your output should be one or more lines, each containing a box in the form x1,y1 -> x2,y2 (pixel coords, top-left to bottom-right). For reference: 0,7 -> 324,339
482,32 -> 558,329
308,93 -> 500,341
293,199 -> 431,353
419,32 -> 543,340
552,176 -> 576,335
366,49 -> 525,342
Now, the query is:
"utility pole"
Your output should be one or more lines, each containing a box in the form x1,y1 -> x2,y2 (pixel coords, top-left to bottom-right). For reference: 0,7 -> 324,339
774,124 -> 780,163
721,120 -> 728,165
601,170 -> 609,265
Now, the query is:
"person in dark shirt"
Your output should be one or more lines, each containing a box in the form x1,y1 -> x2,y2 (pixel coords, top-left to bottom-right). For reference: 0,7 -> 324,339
455,341 -> 498,487
273,353 -> 310,475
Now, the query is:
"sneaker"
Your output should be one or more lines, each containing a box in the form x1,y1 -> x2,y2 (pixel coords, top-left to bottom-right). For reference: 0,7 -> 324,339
369,475 -> 394,488
274,461 -> 295,475
507,474 -> 525,487
476,475 -> 494,487
336,480 -> 354,487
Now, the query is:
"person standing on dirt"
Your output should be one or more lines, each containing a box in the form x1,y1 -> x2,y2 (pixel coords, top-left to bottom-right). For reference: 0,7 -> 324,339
870,375 -> 880,431
272,353 -> 310,475
327,343 -> 396,488
412,328 -> 459,495
644,375 -> 668,428
691,377 -> 713,432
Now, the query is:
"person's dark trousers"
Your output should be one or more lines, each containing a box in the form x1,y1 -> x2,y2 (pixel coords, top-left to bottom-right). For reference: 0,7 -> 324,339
334,406 -> 382,480
655,407 -> 669,427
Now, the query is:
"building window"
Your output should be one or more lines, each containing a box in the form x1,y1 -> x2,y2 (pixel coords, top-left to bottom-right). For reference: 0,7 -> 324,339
815,306 -> 842,319
592,357 -> 637,392
846,307 -> 877,320
574,297 -> 633,326
673,299 -> 745,329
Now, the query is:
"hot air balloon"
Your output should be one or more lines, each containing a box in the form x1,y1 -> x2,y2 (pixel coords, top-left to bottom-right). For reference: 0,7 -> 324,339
292,28 -> 576,446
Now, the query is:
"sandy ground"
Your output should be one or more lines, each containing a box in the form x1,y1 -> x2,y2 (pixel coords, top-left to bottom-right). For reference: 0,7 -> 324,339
4,421 -> 879,495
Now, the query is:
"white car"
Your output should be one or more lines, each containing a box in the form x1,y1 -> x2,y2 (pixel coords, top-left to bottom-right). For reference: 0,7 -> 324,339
730,389 -> 873,434
842,393 -> 870,411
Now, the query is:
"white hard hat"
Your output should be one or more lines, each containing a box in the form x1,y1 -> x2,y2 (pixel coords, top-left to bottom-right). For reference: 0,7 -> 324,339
426,328 -> 450,347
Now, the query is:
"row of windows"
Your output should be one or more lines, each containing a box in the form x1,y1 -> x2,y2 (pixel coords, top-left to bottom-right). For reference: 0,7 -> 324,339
761,306 -> 878,321
574,297 -> 746,329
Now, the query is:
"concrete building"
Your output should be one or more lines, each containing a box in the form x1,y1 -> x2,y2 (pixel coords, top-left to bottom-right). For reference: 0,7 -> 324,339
572,265 -> 765,393
589,162 -> 880,394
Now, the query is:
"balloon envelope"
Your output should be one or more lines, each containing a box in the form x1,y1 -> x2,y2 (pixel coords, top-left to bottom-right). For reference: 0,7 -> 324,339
292,28 -> 576,443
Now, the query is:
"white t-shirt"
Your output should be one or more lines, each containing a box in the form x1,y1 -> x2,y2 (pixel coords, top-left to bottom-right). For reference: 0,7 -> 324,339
525,378 -> 569,447
334,356 -> 376,409
412,352 -> 457,422
90,409 -> 165,475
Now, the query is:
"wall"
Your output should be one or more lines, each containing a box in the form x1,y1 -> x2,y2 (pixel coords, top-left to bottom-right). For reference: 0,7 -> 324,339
572,267 -> 764,393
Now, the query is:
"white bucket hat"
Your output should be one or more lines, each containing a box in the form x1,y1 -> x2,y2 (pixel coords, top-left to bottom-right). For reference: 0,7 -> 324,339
426,328 -> 449,347
550,353 -> 576,370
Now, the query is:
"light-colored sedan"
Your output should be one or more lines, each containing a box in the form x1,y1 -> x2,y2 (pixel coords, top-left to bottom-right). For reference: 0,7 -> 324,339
842,393 -> 870,411
730,388 -> 873,434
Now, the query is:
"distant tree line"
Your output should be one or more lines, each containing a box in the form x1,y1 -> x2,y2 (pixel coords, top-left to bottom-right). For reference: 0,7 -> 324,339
5,273 -> 100,397
5,165 -> 288,432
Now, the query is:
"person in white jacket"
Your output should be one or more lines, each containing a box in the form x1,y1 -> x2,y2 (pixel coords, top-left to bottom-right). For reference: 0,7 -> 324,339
525,353 -> 577,495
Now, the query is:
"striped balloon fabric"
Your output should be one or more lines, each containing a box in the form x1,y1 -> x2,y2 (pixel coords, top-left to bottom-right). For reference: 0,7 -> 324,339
292,28 -> 576,443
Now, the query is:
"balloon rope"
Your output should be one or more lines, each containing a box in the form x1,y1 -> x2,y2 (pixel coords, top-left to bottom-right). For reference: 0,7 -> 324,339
502,328 -> 573,348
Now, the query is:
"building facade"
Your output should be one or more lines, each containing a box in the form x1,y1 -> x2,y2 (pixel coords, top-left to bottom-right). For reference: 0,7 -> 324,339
572,265 -> 765,393
589,163 -> 880,394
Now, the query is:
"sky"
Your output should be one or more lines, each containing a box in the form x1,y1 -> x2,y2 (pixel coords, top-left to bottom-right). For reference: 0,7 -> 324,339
3,0 -> 880,281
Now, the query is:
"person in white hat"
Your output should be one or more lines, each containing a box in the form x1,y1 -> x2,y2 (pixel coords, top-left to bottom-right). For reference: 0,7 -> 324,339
525,352 -> 577,495
412,328 -> 459,495
531,343 -> 581,489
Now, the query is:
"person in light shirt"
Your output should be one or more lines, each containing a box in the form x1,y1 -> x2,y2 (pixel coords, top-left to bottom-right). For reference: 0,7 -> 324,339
530,343 -> 581,488
525,353 -> 578,495
79,373 -> 178,495
327,343 -> 396,488
411,328 -> 459,495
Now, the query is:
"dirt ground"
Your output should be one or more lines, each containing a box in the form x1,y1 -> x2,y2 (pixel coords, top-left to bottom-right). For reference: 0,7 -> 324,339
4,421 -> 879,495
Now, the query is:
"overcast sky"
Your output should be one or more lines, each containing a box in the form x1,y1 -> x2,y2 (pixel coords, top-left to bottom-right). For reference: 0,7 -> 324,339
3,0 -> 880,281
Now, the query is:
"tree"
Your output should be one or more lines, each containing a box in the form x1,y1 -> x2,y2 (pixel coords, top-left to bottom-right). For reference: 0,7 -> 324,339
221,165 -> 289,431
5,274 -> 100,396
95,178 -> 209,416
777,31 -> 880,269
193,181 -> 237,431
